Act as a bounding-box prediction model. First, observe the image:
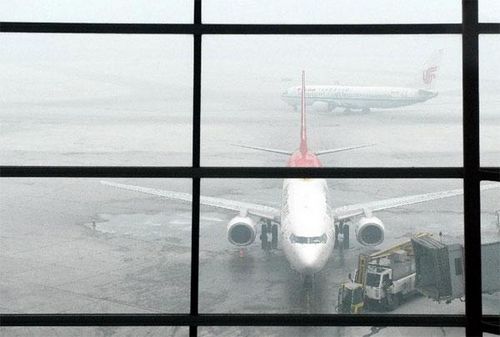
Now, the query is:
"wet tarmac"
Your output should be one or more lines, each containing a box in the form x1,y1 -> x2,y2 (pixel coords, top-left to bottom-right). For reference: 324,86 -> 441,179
1,176 -> 498,336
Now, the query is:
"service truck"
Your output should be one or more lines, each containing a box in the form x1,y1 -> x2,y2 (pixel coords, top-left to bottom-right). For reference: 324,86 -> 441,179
363,249 -> 418,310
337,233 -> 430,313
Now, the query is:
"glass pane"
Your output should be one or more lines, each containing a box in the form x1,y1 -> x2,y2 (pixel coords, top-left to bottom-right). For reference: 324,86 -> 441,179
200,327 -> 464,337
0,34 -> 192,166
0,327 -> 188,337
481,181 -> 500,315
199,178 -> 466,314
480,35 -> 500,166
0,0 -> 192,23
480,0 -> 500,22
203,0 -> 461,24
0,178 -> 191,313
202,35 -> 462,167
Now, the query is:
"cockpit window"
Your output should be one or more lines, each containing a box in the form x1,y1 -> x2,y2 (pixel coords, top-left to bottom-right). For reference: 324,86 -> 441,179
290,233 -> 327,244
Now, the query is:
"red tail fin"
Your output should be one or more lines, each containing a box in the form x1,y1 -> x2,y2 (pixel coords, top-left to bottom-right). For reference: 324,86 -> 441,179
300,70 -> 308,155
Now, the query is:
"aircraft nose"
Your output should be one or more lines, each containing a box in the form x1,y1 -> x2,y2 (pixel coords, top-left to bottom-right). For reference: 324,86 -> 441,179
296,247 -> 324,274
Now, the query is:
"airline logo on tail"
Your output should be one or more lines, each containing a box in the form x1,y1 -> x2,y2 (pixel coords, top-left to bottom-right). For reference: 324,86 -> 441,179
421,49 -> 443,89
422,66 -> 438,85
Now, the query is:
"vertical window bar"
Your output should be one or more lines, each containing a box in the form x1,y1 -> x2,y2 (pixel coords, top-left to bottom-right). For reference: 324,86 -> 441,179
462,0 -> 482,337
191,1 -> 202,337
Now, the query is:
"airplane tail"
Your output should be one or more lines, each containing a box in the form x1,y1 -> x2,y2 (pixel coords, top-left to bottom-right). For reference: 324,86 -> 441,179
419,49 -> 443,90
299,70 -> 308,155
232,71 -> 373,157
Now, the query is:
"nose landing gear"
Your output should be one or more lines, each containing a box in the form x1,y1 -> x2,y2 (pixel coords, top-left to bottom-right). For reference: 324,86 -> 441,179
260,219 -> 279,251
335,220 -> 350,251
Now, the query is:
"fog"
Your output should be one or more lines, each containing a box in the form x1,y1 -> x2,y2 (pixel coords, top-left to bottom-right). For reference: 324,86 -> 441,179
1,31 -> 499,167
1,3 -> 499,337
1,33 -> 498,167
0,0 -> 192,23
0,0 -> 468,24
0,34 -> 193,166
1,177 -> 499,337
480,0 -> 500,23
203,0 -> 461,24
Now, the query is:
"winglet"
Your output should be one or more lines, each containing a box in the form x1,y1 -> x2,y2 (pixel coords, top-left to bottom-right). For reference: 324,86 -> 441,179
300,70 -> 308,155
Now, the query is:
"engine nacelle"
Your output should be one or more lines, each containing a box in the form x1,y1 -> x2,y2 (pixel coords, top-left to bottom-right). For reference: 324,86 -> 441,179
311,101 -> 331,112
227,216 -> 257,246
355,216 -> 385,246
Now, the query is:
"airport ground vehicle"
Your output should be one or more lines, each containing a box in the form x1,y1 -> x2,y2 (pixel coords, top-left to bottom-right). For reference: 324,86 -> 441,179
363,249 -> 417,310
337,282 -> 364,314
337,233 -> 430,313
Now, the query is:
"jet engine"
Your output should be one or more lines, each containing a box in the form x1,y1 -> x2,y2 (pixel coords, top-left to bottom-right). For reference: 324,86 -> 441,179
311,101 -> 331,112
227,216 -> 257,246
355,216 -> 385,246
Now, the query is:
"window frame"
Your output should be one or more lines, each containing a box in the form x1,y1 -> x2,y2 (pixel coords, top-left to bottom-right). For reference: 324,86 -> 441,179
1,1 -> 499,336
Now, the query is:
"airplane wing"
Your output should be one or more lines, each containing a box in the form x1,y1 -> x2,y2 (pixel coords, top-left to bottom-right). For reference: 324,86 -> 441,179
101,181 -> 281,220
315,144 -> 374,156
332,183 -> 500,220
231,144 -> 293,156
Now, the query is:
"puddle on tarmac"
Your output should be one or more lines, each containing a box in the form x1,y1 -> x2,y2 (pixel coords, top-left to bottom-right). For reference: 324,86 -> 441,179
85,211 -> 223,240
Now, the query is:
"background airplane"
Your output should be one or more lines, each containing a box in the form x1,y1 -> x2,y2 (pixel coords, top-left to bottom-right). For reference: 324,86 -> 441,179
281,50 -> 443,113
102,70 -> 497,282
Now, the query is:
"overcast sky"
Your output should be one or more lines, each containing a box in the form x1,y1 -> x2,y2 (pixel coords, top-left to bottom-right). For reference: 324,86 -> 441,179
0,0 -> 192,23
0,1 -> 498,166
0,1 -> 498,24
202,35 -> 463,96
203,0 -> 462,24
0,34 -> 192,104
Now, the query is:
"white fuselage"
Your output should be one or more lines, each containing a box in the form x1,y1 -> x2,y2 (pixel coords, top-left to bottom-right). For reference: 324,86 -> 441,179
280,178 -> 335,275
281,85 -> 438,110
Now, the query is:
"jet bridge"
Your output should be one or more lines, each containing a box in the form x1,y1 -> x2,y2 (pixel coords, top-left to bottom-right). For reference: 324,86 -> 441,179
411,236 -> 500,302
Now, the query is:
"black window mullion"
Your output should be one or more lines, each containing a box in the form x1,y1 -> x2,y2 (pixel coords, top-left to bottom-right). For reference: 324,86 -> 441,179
0,313 -> 466,327
479,168 -> 500,182
462,1 -> 482,337
0,22 -> 462,34
0,166 -> 465,178
0,1 -> 498,332
190,2 -> 202,337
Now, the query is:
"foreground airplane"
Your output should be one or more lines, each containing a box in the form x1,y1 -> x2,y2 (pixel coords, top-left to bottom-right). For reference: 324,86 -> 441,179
102,71 -> 498,278
281,50 -> 443,113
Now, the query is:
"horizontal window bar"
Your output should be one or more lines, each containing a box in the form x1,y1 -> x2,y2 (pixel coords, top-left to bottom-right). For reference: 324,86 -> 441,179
480,168 -> 500,182
0,22 -> 195,34
0,166 -> 466,178
482,317 -> 500,334
479,23 -> 500,33
0,23 -> 496,34
0,22 -> 466,34
196,24 -> 464,35
0,314 -> 470,327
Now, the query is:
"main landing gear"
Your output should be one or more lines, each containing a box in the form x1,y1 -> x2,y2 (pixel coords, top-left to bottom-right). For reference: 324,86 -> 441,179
260,219 -> 279,251
334,220 -> 350,251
